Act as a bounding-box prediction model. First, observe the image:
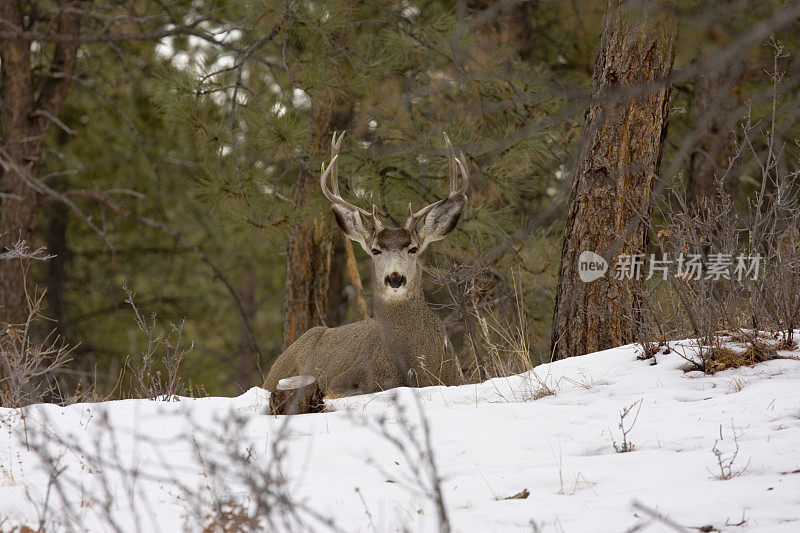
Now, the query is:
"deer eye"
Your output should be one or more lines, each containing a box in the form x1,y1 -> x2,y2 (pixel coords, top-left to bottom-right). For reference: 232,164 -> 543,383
408,247 -> 418,254
371,248 -> 381,255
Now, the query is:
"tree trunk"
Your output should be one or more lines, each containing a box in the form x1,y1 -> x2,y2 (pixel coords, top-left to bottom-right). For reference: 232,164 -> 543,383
0,135 -> 40,327
344,238 -> 369,320
0,1 -> 79,325
686,61 -> 742,207
550,2 -> 676,360
1,2 -> 38,326
282,176 -> 348,350
470,0 -> 535,62
281,104 -> 351,350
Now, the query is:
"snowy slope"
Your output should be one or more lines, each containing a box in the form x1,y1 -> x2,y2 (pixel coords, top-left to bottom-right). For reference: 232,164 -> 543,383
1,341 -> 799,532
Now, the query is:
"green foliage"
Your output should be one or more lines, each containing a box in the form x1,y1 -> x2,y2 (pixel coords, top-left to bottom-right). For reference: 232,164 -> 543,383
25,0 -> 799,395
23,0 -> 595,394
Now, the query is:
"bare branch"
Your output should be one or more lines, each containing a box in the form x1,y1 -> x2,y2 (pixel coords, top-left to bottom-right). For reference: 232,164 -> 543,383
0,147 -> 111,248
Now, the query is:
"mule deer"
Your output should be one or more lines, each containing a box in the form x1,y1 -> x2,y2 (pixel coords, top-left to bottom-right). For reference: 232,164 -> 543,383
264,133 -> 469,396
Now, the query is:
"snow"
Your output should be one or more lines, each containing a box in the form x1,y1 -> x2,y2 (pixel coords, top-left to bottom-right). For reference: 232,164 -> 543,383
1,341 -> 799,532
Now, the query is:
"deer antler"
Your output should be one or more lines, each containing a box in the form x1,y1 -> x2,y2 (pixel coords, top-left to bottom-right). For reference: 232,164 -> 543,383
406,132 -> 469,222
320,131 -> 382,229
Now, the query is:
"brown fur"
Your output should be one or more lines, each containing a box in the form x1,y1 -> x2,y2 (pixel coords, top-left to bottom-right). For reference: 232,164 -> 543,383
264,266 -> 464,396
265,132 -> 468,397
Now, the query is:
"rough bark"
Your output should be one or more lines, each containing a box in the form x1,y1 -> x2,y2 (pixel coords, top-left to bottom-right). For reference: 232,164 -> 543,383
282,177 -> 348,350
281,103 -> 351,350
0,1 -> 79,325
550,2 -> 677,360
283,185 -> 317,350
686,61 -> 742,206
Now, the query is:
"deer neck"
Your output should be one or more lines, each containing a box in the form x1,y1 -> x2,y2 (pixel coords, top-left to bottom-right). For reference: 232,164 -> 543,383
373,283 -> 429,333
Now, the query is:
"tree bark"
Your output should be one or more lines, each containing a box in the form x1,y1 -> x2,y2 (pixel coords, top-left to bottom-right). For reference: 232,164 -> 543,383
550,2 -> 676,360
282,177 -> 348,350
281,103 -> 351,350
0,1 -> 79,325
470,0 -> 535,62
686,61 -> 742,207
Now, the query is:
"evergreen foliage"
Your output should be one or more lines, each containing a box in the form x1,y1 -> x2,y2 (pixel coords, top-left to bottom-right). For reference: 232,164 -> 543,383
6,0 -> 796,396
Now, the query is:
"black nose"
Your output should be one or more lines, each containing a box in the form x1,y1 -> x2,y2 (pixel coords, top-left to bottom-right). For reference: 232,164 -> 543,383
385,273 -> 406,289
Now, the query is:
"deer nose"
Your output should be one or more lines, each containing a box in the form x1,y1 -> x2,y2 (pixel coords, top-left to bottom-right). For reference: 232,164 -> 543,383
385,272 -> 406,289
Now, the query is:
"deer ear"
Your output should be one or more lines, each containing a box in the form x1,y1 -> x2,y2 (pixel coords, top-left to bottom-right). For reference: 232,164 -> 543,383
331,204 -> 374,252
409,194 -> 465,252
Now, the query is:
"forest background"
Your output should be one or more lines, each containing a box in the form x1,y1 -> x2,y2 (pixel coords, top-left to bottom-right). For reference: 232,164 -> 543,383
1,0 -> 799,398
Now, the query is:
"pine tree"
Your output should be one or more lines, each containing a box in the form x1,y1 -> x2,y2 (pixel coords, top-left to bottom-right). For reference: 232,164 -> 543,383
164,0 -> 572,375
550,1 -> 677,360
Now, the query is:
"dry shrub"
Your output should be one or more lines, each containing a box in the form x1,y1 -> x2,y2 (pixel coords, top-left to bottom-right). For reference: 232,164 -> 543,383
637,338 -> 670,361
445,265 -> 557,400
123,285 -> 191,400
708,425 -> 750,480
639,43 -> 800,373
680,330 -> 789,374
611,400 -> 643,453
0,240 -> 79,408
0,289 -> 75,408
427,260 -> 499,381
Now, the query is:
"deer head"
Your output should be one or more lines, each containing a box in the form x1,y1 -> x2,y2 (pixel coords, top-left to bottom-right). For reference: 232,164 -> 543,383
321,132 -> 469,301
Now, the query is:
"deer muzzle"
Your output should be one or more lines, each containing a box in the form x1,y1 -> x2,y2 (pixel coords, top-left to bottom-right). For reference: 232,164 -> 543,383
385,272 -> 406,289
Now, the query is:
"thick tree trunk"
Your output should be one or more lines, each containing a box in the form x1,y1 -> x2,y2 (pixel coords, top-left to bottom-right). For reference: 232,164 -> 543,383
283,183 -> 317,349
0,137 -> 40,327
343,238 -> 369,320
686,62 -> 742,206
282,175 -> 348,350
550,2 -> 676,360
498,1 -> 534,61
281,104 -> 351,350
0,1 -> 79,325
1,2 -> 38,326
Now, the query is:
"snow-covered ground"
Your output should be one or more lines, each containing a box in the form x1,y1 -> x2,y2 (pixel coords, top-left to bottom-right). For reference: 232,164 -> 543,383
1,340 -> 799,532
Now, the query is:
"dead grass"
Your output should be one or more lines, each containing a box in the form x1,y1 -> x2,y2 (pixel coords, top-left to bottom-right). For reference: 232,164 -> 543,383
704,340 -> 777,374
532,385 -> 556,400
